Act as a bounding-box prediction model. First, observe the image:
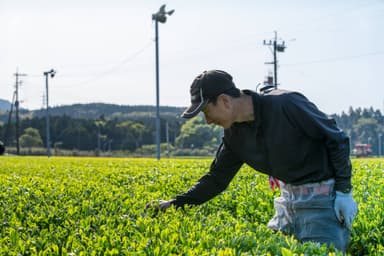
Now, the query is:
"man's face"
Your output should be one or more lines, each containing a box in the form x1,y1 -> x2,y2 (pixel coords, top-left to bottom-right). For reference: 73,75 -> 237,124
202,95 -> 233,129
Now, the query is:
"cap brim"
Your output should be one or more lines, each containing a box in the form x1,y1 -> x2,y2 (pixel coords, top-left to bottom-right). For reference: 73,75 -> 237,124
181,100 -> 208,119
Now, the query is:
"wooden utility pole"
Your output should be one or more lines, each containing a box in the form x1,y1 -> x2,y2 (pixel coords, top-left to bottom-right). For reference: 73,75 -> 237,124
263,31 -> 286,88
14,69 -> 27,155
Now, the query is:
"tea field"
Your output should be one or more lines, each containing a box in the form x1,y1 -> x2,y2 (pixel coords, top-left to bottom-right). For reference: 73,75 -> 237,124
0,157 -> 383,255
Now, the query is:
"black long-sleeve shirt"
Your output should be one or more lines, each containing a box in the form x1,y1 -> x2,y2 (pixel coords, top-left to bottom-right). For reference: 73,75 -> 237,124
172,89 -> 352,207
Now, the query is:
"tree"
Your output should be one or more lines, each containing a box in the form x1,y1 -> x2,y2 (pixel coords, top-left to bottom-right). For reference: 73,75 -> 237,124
353,117 -> 384,155
20,127 -> 43,151
117,121 -> 146,150
176,116 -> 222,149
95,118 -> 106,155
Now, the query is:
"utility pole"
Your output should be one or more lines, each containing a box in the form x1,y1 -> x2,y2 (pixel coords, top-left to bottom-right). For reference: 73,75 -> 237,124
43,69 -> 56,157
166,121 -> 169,157
3,91 -> 16,147
14,69 -> 27,155
263,31 -> 286,88
152,4 -> 174,160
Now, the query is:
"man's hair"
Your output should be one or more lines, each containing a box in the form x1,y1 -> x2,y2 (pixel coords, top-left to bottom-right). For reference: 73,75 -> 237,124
209,87 -> 241,105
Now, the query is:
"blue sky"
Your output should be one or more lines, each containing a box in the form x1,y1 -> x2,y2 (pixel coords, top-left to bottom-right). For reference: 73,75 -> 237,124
1,0 -> 383,115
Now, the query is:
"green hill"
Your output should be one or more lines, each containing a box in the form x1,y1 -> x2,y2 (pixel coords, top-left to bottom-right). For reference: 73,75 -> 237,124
31,103 -> 185,121
0,99 -> 11,111
0,101 -> 186,123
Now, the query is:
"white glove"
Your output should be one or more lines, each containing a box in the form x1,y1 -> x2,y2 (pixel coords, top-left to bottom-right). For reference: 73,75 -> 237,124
145,200 -> 173,217
334,191 -> 358,230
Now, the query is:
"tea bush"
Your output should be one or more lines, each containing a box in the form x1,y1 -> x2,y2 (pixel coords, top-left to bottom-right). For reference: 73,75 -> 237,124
0,157 -> 383,255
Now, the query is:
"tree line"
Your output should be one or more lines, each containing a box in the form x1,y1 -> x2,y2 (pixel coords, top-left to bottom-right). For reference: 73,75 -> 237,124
0,106 -> 383,156
332,107 -> 384,156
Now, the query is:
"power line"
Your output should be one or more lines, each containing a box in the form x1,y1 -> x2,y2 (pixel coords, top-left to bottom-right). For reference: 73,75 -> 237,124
281,51 -> 384,67
283,1 -> 384,36
22,40 -> 153,85
56,40 -> 153,87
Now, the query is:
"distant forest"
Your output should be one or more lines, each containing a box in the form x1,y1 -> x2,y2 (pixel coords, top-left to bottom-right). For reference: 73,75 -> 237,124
0,103 -> 383,156
331,107 -> 383,156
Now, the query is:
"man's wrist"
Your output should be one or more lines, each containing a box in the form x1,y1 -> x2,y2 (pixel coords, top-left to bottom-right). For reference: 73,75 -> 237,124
168,199 -> 177,206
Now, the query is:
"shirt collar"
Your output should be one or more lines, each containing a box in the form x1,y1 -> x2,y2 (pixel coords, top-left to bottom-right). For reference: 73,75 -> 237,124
242,90 -> 262,129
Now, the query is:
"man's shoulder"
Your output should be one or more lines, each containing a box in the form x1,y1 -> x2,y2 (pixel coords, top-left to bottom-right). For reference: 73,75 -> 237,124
243,88 -> 300,100
263,88 -> 294,96
261,89 -> 291,104
262,89 -> 308,103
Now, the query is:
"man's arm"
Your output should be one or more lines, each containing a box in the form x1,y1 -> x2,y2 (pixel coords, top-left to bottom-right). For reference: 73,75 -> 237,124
171,139 -> 243,208
283,92 -> 352,191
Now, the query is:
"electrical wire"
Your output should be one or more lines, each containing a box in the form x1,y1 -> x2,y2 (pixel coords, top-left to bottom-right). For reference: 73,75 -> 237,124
24,39 -> 154,85
281,51 -> 384,67
283,1 -> 384,36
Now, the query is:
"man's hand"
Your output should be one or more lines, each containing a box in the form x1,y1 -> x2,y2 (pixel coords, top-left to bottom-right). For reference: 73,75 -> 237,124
334,191 -> 358,230
145,200 -> 173,217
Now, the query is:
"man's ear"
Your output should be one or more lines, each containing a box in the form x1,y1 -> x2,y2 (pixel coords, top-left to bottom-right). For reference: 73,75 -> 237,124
218,94 -> 232,109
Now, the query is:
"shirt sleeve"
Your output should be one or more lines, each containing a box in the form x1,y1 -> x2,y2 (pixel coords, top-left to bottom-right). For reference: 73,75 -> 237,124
172,138 -> 243,208
283,92 -> 352,191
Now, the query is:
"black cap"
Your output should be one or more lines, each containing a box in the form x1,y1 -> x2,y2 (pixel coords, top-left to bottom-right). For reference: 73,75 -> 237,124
181,70 -> 236,119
